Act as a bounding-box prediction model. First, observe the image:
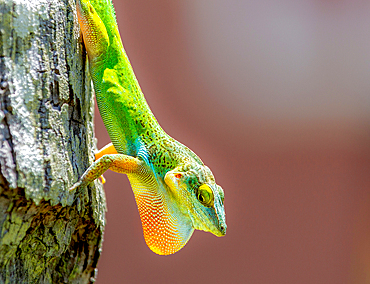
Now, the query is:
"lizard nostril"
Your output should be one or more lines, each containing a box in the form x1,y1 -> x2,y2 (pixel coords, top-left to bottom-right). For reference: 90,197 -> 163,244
220,224 -> 226,235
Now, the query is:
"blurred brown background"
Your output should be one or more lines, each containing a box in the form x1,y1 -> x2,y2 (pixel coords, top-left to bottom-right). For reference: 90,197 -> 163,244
95,0 -> 370,283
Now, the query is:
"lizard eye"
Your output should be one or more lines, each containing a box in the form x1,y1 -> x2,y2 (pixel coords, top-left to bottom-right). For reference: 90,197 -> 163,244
197,184 -> 214,207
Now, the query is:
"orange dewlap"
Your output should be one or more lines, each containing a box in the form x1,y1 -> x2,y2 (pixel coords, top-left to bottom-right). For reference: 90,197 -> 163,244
129,176 -> 186,255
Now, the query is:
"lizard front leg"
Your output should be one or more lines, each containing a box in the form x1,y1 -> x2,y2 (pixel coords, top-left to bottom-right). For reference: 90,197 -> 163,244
94,142 -> 118,184
69,153 -> 143,191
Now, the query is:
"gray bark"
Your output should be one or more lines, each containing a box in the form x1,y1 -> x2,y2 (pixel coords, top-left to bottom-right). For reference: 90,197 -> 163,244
0,0 -> 106,283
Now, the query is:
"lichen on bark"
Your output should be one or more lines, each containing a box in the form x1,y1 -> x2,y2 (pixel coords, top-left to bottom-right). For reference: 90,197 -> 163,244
0,0 -> 106,283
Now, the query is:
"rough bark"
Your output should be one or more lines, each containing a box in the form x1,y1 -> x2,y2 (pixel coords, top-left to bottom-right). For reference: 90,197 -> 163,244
0,0 -> 106,283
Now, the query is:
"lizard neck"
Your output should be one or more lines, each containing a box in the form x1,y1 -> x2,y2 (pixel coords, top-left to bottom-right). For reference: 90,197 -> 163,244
87,0 -> 166,156
93,64 -> 166,157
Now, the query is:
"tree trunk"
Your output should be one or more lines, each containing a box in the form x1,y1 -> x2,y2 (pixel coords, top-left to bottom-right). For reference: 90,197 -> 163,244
0,0 -> 106,283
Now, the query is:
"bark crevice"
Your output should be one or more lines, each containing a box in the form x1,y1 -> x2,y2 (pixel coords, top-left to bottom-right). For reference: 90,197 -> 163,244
0,0 -> 106,283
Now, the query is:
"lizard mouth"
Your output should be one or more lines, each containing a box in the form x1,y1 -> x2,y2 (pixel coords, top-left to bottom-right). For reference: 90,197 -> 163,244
211,219 -> 227,237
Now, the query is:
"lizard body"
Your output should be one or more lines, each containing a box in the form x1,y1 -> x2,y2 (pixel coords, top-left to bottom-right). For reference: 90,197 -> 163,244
72,0 -> 226,255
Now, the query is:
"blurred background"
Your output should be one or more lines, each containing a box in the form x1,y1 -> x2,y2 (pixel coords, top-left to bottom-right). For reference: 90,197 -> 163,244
95,0 -> 370,283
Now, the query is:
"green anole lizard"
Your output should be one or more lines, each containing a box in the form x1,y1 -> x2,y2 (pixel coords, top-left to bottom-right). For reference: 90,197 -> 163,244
71,0 -> 226,255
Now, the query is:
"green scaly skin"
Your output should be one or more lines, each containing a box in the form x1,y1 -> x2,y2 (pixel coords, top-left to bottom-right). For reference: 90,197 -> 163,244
72,0 -> 226,255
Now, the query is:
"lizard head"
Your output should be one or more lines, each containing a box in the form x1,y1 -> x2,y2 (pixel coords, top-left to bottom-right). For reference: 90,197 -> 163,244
129,160 -> 226,256
164,162 -> 227,237
128,142 -> 226,255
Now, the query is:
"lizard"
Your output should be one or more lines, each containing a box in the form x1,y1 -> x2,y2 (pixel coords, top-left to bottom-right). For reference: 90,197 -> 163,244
71,0 -> 226,255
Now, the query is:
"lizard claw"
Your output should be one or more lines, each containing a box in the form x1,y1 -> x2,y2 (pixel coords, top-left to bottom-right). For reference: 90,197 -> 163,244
69,175 -> 105,192
98,175 -> 106,184
69,180 -> 83,191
